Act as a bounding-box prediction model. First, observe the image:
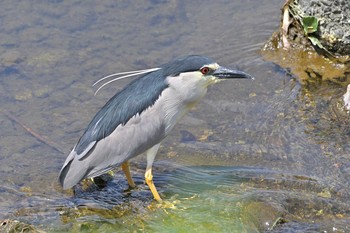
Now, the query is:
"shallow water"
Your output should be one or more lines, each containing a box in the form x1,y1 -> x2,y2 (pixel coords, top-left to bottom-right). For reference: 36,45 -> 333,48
1,0 -> 350,232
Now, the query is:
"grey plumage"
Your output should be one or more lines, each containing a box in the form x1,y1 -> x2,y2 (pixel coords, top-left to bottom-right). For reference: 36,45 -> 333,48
58,55 -> 252,197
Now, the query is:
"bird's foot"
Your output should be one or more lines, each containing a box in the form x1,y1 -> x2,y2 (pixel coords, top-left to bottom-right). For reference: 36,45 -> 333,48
147,199 -> 179,212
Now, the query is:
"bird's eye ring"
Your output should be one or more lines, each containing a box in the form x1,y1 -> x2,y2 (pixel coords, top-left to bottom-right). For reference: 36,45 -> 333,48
200,67 -> 210,75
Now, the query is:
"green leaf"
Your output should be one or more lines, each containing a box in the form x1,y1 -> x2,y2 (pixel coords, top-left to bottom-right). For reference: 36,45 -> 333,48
302,16 -> 318,35
308,36 -> 333,56
308,36 -> 324,49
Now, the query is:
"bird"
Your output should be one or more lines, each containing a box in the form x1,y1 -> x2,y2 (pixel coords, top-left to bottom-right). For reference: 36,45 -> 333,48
58,55 -> 253,202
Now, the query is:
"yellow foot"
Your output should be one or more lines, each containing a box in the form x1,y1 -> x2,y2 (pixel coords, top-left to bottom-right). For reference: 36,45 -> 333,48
145,169 -> 162,202
147,199 -> 180,212
107,170 -> 115,176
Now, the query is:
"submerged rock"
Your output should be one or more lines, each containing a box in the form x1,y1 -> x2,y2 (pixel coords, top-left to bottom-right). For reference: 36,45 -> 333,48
0,219 -> 45,233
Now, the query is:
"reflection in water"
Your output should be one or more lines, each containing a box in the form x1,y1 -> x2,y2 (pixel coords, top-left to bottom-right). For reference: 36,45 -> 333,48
0,0 -> 350,232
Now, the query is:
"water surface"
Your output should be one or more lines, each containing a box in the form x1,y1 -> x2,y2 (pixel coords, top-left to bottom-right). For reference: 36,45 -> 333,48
0,0 -> 349,232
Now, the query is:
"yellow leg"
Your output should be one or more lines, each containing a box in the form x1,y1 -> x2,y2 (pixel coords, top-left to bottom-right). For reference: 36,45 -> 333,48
145,168 -> 162,202
121,161 -> 136,188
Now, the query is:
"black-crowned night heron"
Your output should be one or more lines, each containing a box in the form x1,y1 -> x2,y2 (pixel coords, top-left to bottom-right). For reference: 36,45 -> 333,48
59,55 -> 253,202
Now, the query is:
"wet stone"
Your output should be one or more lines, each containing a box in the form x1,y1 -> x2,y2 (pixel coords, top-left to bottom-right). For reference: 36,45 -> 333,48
298,0 -> 350,55
0,219 -> 44,233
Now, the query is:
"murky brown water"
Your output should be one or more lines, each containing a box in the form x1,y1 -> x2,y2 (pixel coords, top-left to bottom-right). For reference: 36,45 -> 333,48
1,0 -> 350,232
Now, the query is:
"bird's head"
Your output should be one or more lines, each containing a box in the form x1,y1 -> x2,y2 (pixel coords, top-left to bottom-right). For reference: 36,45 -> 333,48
150,55 -> 254,106
161,55 -> 253,87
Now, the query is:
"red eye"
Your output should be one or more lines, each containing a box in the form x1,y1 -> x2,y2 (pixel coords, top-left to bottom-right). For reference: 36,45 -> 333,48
200,67 -> 210,75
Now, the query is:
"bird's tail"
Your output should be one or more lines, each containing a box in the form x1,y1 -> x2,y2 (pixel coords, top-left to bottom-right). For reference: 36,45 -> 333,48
58,150 -> 90,190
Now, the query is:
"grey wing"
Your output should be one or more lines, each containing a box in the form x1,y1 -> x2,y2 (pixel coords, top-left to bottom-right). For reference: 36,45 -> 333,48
58,106 -> 166,190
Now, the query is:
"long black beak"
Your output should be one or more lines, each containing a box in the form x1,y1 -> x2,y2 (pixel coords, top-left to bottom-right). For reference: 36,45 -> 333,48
213,66 -> 254,80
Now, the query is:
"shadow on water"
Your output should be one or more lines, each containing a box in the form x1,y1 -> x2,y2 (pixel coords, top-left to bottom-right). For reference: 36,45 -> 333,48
0,0 -> 350,232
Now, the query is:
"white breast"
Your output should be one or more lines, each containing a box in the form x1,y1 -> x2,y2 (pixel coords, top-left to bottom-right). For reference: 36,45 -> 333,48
160,73 -> 209,134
